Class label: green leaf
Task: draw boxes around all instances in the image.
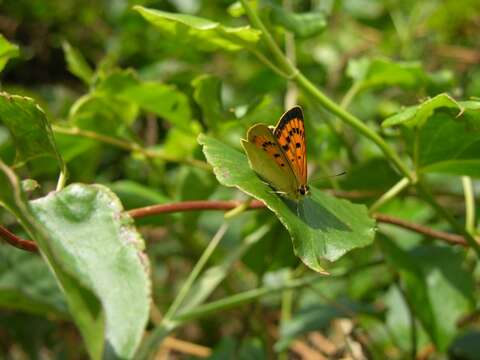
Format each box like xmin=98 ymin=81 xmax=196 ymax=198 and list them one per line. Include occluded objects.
xmin=270 ymin=7 xmax=327 ymax=38
xmin=95 ymin=69 xmax=193 ymax=131
xmin=382 ymin=95 xmax=480 ymax=177
xmin=380 ymin=238 xmax=474 ymax=351
xmin=0 ymin=161 xmax=151 ymax=359
xmin=62 ymin=41 xmax=94 ymax=85
xmin=347 ymin=58 xmax=426 ymax=91
xmin=198 ymin=134 xmax=376 ymax=273
xmin=382 ymin=93 xmax=460 ymax=128
xmin=30 ymin=184 xmax=151 ymax=359
xmin=0 ymin=245 xmax=68 ymax=317
xmin=0 ymin=92 xmax=66 ymax=172
xmin=134 ymin=5 xmax=261 ymax=52
xmin=0 ymin=160 xmax=104 ymax=359
xmin=0 ymin=34 xmax=19 ymax=72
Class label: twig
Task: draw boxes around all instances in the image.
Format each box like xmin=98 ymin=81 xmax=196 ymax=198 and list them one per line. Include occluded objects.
xmin=53 ymin=125 xmax=211 ymax=171
xmin=2 ymin=200 xmax=471 ymax=253
xmin=162 ymin=336 xmax=211 ymax=358
xmin=127 ymin=200 xmax=265 ymax=218
xmin=373 ymin=213 xmax=467 ymax=246
xmin=0 ymin=225 xmax=38 ymax=252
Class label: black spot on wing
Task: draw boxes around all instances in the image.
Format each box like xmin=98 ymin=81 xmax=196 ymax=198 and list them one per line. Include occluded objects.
xmin=274 ymin=106 xmax=304 ymax=136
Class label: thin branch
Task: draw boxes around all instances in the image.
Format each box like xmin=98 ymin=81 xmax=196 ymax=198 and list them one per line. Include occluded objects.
xmin=374 ymin=213 xmax=467 ymax=247
xmin=53 ymin=125 xmax=211 ymax=171
xmin=130 ymin=200 xmax=470 ymax=247
xmin=462 ymin=176 xmax=476 ymax=234
xmin=0 ymin=225 xmax=38 ymax=252
xmin=2 ymin=200 xmax=472 ymax=254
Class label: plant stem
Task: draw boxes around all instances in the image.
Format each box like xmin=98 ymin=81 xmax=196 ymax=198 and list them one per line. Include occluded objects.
xmin=416 ymin=180 xmax=480 ymax=256
xmin=239 ymin=0 xmax=414 ymax=181
xmin=53 ymin=125 xmax=212 ymax=171
xmin=163 ymin=223 xmax=229 ymax=320
xmin=294 ymin=72 xmax=414 ymax=181
xmin=462 ymin=176 xmax=476 ymax=234
xmin=172 ymin=274 xmax=323 ymax=323
xmin=55 ymin=168 xmax=68 ymax=192
xmin=369 ymin=177 xmax=410 ymax=214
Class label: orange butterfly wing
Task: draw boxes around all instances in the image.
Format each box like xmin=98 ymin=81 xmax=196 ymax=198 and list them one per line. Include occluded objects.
xmin=273 ymin=106 xmax=307 ymax=186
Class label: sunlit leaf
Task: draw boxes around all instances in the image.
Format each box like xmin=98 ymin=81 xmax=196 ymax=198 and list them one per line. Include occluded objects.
xmin=30 ymin=183 xmax=151 ymax=359
xmin=382 ymin=94 xmax=480 ymax=177
xmin=62 ymin=41 xmax=94 ymax=85
xmin=0 ymin=34 xmax=19 ymax=72
xmin=0 ymin=160 xmax=151 ymax=359
xmin=0 ymin=92 xmax=66 ymax=172
xmin=198 ymin=134 xmax=376 ymax=273
xmin=134 ymin=6 xmax=261 ymax=52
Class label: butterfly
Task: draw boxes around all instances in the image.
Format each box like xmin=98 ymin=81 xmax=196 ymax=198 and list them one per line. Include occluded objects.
xmin=241 ymin=106 xmax=309 ymax=201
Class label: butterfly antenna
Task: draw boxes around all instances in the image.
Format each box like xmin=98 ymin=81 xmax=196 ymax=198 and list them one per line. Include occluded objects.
xmin=309 ymin=171 xmax=347 ymax=183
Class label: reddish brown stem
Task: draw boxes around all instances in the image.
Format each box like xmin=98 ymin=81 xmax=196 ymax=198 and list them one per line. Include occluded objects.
xmin=127 ymin=200 xmax=265 ymax=218
xmin=1 ymin=200 xmax=470 ymax=253
xmin=373 ymin=213 xmax=467 ymax=247
xmin=0 ymin=225 xmax=38 ymax=252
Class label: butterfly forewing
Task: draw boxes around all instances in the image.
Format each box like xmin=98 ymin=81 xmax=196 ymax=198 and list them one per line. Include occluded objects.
xmin=242 ymin=124 xmax=299 ymax=197
xmin=274 ymin=106 xmax=307 ymax=186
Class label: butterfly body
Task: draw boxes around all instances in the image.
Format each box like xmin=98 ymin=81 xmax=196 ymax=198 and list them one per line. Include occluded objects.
xmin=241 ymin=106 xmax=308 ymax=201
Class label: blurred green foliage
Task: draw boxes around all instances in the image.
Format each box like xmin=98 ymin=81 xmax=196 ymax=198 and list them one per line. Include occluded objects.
xmin=0 ymin=0 xmax=480 ymax=359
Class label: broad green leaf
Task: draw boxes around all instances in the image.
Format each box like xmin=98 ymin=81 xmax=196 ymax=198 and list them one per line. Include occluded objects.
xmin=380 ymin=238 xmax=474 ymax=351
xmin=134 ymin=6 xmax=261 ymax=52
xmin=0 ymin=161 xmax=151 ymax=359
xmin=62 ymin=41 xmax=94 ymax=85
xmin=30 ymin=184 xmax=151 ymax=359
xmin=347 ymin=58 xmax=426 ymax=91
xmin=270 ymin=6 xmax=327 ymax=38
xmin=198 ymin=134 xmax=376 ymax=273
xmin=382 ymin=95 xmax=480 ymax=177
xmin=0 ymin=160 xmax=104 ymax=359
xmin=0 ymin=93 xmax=66 ymax=172
xmin=94 ymin=69 xmax=193 ymax=131
xmin=0 ymin=34 xmax=19 ymax=72
xmin=0 ymin=245 xmax=68 ymax=317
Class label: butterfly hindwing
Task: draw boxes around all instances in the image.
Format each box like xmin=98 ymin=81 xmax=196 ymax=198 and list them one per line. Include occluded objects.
xmin=274 ymin=106 xmax=307 ymax=186
xmin=241 ymin=124 xmax=299 ymax=197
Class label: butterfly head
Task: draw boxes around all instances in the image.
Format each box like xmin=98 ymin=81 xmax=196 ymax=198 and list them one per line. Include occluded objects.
xmin=298 ymin=184 xmax=309 ymax=196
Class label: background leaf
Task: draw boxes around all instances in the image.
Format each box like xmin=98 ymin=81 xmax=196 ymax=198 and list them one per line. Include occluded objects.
xmin=380 ymin=237 xmax=474 ymax=351
xmin=0 ymin=93 xmax=65 ymax=171
xmin=62 ymin=41 xmax=94 ymax=85
xmin=0 ymin=34 xmax=19 ymax=72
xmin=134 ymin=6 xmax=261 ymax=52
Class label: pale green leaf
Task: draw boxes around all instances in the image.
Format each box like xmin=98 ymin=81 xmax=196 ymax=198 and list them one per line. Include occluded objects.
xmin=134 ymin=6 xmax=261 ymax=52
xmin=62 ymin=41 xmax=94 ymax=85
xmin=0 ymin=92 xmax=66 ymax=172
xmin=0 ymin=34 xmax=19 ymax=72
